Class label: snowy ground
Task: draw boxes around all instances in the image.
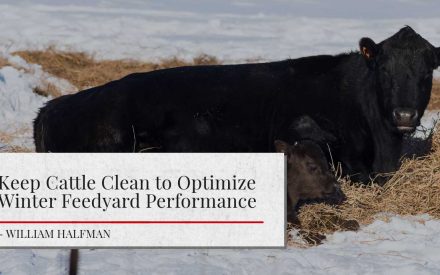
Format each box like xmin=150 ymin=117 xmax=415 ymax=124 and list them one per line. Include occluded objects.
xmin=1 ymin=215 xmax=440 ymax=274
xmin=0 ymin=0 xmax=440 ymax=66
xmin=1 ymin=0 xmax=440 ymax=274
xmin=0 ymin=52 xmax=74 ymax=148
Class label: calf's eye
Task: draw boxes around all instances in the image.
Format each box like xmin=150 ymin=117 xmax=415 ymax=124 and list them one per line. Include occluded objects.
xmin=307 ymin=164 xmax=318 ymax=173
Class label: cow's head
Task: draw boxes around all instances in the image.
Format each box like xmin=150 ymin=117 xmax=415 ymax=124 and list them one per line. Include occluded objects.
xmin=275 ymin=140 xmax=345 ymax=212
xmin=359 ymin=26 xmax=439 ymax=134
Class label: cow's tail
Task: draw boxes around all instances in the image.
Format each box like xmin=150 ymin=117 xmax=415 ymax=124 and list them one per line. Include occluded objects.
xmin=33 ymin=106 xmax=47 ymax=152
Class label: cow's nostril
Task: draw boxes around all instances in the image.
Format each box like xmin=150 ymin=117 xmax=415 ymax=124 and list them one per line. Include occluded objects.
xmin=410 ymin=110 xmax=418 ymax=122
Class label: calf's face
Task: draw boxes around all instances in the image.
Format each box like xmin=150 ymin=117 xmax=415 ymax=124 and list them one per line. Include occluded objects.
xmin=275 ymin=140 xmax=344 ymax=218
xmin=360 ymin=26 xmax=440 ymax=134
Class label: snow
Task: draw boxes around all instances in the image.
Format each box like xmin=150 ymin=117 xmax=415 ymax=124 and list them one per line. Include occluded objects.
xmin=0 ymin=0 xmax=440 ymax=273
xmin=0 ymin=0 xmax=439 ymax=68
xmin=0 ymin=52 xmax=74 ymax=148
xmin=416 ymin=111 xmax=440 ymax=137
xmin=0 ymin=250 xmax=68 ymax=275
xmin=0 ymin=65 xmax=46 ymax=148
xmin=1 ymin=215 xmax=440 ymax=274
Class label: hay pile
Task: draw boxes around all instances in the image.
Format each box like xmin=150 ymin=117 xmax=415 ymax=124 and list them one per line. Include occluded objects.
xmin=296 ymin=127 xmax=440 ymax=240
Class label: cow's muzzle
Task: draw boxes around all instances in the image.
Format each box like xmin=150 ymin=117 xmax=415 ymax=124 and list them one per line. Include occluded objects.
xmin=392 ymin=108 xmax=418 ymax=133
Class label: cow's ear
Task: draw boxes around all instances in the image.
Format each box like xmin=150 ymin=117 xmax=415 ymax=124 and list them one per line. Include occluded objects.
xmin=359 ymin=37 xmax=378 ymax=60
xmin=274 ymin=140 xmax=290 ymax=154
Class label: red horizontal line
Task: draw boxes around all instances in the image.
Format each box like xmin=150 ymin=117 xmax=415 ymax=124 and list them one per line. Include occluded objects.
xmin=0 ymin=220 xmax=264 ymax=224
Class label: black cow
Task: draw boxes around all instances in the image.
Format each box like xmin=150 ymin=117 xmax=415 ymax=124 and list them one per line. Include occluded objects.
xmin=34 ymin=26 xmax=440 ymax=183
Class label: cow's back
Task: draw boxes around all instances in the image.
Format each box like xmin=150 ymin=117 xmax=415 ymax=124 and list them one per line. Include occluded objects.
xmin=33 ymin=61 xmax=295 ymax=152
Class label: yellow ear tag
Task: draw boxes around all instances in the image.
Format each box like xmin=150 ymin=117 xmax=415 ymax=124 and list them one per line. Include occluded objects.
xmin=362 ymin=47 xmax=371 ymax=59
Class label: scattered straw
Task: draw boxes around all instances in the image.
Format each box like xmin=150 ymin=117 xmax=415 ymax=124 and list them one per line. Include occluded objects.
xmin=13 ymin=47 xmax=219 ymax=90
xmin=430 ymin=80 xmax=440 ymax=110
xmin=0 ymin=56 xmax=10 ymax=68
xmin=0 ymin=129 xmax=33 ymax=153
xmin=0 ymin=128 xmax=30 ymax=144
xmin=0 ymin=145 xmax=32 ymax=153
xmin=33 ymin=80 xmax=62 ymax=98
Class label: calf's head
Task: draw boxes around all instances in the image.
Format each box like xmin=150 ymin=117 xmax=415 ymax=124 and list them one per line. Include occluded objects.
xmin=359 ymin=26 xmax=440 ymax=134
xmin=275 ymin=140 xmax=344 ymax=219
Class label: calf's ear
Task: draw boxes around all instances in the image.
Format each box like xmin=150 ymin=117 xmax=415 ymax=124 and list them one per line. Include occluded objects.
xmin=359 ymin=37 xmax=378 ymax=61
xmin=274 ymin=140 xmax=290 ymax=154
